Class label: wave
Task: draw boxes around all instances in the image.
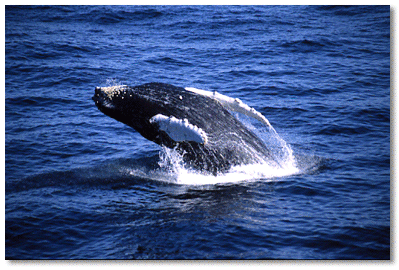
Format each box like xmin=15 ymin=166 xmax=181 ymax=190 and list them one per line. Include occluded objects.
xmin=6 ymin=6 xmax=164 ymax=25
xmin=280 ymin=38 xmax=339 ymax=53
xmin=315 ymin=5 xmax=388 ymax=17
xmin=5 ymin=155 xmax=160 ymax=193
xmin=84 ymin=6 xmax=164 ymax=25
xmin=144 ymin=56 xmax=194 ymax=67
xmin=315 ymin=124 xmax=372 ymax=136
xmin=5 ymin=96 xmax=80 ymax=107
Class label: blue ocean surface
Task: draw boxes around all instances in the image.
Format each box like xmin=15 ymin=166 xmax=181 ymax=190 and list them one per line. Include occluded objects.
xmin=5 ymin=5 xmax=390 ymax=259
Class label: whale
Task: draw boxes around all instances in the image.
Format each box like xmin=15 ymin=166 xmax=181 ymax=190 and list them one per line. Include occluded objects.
xmin=92 ymin=82 xmax=277 ymax=175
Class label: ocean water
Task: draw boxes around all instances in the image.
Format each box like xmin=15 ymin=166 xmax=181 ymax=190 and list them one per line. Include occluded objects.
xmin=5 ymin=5 xmax=390 ymax=259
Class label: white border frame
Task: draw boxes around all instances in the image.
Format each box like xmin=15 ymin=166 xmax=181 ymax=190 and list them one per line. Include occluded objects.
xmin=0 ymin=0 xmax=399 ymax=267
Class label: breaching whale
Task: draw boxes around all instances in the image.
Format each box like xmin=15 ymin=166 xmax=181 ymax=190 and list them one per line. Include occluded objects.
xmin=92 ymin=82 xmax=277 ymax=175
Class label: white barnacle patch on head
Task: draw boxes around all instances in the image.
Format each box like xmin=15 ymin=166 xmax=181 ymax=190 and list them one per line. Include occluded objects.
xmin=149 ymin=114 xmax=208 ymax=144
xmin=99 ymin=85 xmax=128 ymax=100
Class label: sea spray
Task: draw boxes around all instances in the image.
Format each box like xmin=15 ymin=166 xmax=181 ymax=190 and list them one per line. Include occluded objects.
xmin=155 ymin=113 xmax=300 ymax=185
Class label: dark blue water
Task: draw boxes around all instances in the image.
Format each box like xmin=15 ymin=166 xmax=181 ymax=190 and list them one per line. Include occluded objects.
xmin=5 ymin=5 xmax=390 ymax=259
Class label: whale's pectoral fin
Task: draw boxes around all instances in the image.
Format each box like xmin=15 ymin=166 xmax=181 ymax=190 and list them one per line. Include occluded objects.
xmin=185 ymin=87 xmax=271 ymax=128
xmin=149 ymin=114 xmax=208 ymax=144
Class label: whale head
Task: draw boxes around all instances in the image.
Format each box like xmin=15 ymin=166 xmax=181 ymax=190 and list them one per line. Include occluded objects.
xmin=93 ymin=85 xmax=141 ymax=124
xmin=92 ymin=83 xmax=208 ymax=146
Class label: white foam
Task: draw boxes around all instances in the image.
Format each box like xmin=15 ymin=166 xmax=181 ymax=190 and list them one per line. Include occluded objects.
xmin=175 ymin=163 xmax=298 ymax=186
xmin=142 ymin=143 xmax=300 ymax=186
xmin=150 ymin=114 xmax=208 ymax=144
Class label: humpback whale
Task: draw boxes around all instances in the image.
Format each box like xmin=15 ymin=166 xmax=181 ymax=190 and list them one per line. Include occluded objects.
xmin=92 ymin=82 xmax=277 ymax=175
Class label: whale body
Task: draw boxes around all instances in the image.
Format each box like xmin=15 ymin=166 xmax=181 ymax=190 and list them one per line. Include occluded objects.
xmin=92 ymin=82 xmax=276 ymax=175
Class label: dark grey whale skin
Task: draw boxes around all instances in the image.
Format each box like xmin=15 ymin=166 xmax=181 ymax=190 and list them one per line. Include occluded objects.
xmin=93 ymin=82 xmax=273 ymax=175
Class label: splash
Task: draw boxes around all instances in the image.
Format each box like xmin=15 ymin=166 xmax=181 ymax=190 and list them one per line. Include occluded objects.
xmin=149 ymin=114 xmax=301 ymax=185
xmin=105 ymin=78 xmax=124 ymax=87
